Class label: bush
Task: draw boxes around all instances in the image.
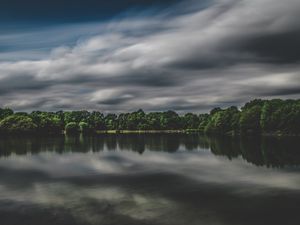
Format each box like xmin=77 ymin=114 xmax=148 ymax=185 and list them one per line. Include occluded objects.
xmin=0 ymin=115 xmax=37 ymax=134
xmin=65 ymin=122 xmax=79 ymax=134
xmin=79 ymin=121 xmax=91 ymax=134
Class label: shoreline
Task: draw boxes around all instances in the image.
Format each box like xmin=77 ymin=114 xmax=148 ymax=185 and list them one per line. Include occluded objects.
xmin=95 ymin=130 xmax=193 ymax=134
xmin=1 ymin=130 xmax=299 ymax=137
xmin=94 ymin=130 xmax=300 ymax=137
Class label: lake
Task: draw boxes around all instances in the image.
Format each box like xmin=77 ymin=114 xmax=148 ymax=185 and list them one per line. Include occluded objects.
xmin=0 ymin=134 xmax=299 ymax=225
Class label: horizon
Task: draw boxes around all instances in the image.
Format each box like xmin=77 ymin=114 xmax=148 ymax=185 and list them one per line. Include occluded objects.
xmin=1 ymin=98 xmax=298 ymax=116
xmin=0 ymin=0 xmax=300 ymax=113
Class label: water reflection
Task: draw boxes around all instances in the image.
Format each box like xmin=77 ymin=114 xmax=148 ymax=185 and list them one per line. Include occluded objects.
xmin=0 ymin=135 xmax=299 ymax=225
xmin=0 ymin=134 xmax=299 ymax=168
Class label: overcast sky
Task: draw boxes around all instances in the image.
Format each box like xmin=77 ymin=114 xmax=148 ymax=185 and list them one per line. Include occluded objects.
xmin=0 ymin=0 xmax=299 ymax=113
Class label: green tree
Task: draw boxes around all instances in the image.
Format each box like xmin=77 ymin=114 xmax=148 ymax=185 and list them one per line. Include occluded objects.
xmin=198 ymin=114 xmax=210 ymax=132
xmin=160 ymin=111 xmax=182 ymax=130
xmin=240 ymin=105 xmax=262 ymax=134
xmin=64 ymin=111 xmax=91 ymax=124
xmin=79 ymin=121 xmax=91 ymax=134
xmin=205 ymin=107 xmax=240 ymax=135
xmin=87 ymin=111 xmax=105 ymax=130
xmin=182 ymin=113 xmax=200 ymax=129
xmin=30 ymin=111 xmax=64 ymax=134
xmin=104 ymin=114 xmax=118 ymax=130
xmin=0 ymin=108 xmax=14 ymax=120
xmin=0 ymin=115 xmax=37 ymax=134
xmin=145 ymin=112 xmax=163 ymax=130
xmin=65 ymin=122 xmax=80 ymax=134
xmin=261 ymin=99 xmax=300 ymax=135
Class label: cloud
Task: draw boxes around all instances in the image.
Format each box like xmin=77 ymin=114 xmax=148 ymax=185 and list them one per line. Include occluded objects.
xmin=0 ymin=0 xmax=299 ymax=112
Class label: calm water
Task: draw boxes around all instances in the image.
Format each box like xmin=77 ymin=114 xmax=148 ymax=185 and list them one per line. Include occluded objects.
xmin=0 ymin=134 xmax=300 ymax=225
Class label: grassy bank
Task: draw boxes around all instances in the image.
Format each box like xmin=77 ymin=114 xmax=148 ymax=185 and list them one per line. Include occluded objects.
xmin=95 ymin=129 xmax=199 ymax=134
xmin=94 ymin=130 xmax=300 ymax=137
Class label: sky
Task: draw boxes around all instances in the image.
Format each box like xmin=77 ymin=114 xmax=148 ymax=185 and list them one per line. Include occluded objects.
xmin=0 ymin=0 xmax=300 ymax=113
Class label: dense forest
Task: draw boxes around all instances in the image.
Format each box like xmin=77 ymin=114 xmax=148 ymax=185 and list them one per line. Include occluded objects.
xmin=0 ymin=99 xmax=299 ymax=136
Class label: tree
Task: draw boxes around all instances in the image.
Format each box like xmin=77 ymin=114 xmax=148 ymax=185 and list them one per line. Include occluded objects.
xmin=160 ymin=111 xmax=182 ymax=130
xmin=145 ymin=112 xmax=163 ymax=130
xmin=210 ymin=107 xmax=222 ymax=115
xmin=0 ymin=108 xmax=14 ymax=120
xmin=64 ymin=111 xmax=91 ymax=124
xmin=205 ymin=107 xmax=240 ymax=135
xmin=104 ymin=114 xmax=118 ymax=130
xmin=241 ymin=99 xmax=266 ymax=111
xmin=30 ymin=111 xmax=63 ymax=134
xmin=240 ymin=105 xmax=262 ymax=134
xmin=182 ymin=113 xmax=200 ymax=129
xmin=198 ymin=114 xmax=209 ymax=132
xmin=65 ymin=122 xmax=80 ymax=134
xmin=0 ymin=115 xmax=37 ymax=134
xmin=79 ymin=121 xmax=91 ymax=134
xmin=260 ymin=99 xmax=300 ymax=135
xmin=0 ymin=98 xmax=300 ymax=136
xmin=124 ymin=109 xmax=147 ymax=130
xmin=87 ymin=111 xmax=105 ymax=130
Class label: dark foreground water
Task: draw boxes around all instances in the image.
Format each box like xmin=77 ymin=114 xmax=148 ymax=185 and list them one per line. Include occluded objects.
xmin=0 ymin=134 xmax=300 ymax=225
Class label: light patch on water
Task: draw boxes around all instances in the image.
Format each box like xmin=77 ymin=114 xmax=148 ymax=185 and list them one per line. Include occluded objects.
xmin=117 ymin=194 xmax=176 ymax=221
xmin=0 ymin=181 xmax=180 ymax=225
xmin=0 ymin=150 xmax=300 ymax=192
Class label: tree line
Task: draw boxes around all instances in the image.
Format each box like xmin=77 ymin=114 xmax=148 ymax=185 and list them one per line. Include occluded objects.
xmin=0 ymin=99 xmax=299 ymax=135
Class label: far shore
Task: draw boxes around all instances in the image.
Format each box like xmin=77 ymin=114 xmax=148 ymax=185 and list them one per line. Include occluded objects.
xmin=92 ymin=130 xmax=299 ymax=137
xmin=95 ymin=130 xmax=193 ymax=134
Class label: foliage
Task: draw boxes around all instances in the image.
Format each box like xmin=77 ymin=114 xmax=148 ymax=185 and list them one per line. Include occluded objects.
xmin=64 ymin=111 xmax=91 ymax=124
xmin=104 ymin=114 xmax=118 ymax=130
xmin=30 ymin=111 xmax=64 ymax=134
xmin=182 ymin=113 xmax=200 ymax=129
xmin=240 ymin=105 xmax=262 ymax=134
xmin=260 ymin=99 xmax=300 ymax=135
xmin=65 ymin=122 xmax=80 ymax=134
xmin=79 ymin=121 xmax=91 ymax=134
xmin=87 ymin=111 xmax=105 ymax=130
xmin=0 ymin=115 xmax=37 ymax=134
xmin=0 ymin=108 xmax=14 ymax=120
xmin=205 ymin=106 xmax=240 ymax=135
xmin=0 ymin=99 xmax=299 ymax=135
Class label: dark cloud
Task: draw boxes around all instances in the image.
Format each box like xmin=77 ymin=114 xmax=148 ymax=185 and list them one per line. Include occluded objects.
xmin=97 ymin=96 xmax=134 ymax=105
xmin=111 ymin=72 xmax=180 ymax=87
xmin=235 ymin=29 xmax=300 ymax=64
xmin=0 ymin=75 xmax=52 ymax=95
xmin=0 ymin=0 xmax=300 ymax=112
xmin=261 ymin=87 xmax=300 ymax=97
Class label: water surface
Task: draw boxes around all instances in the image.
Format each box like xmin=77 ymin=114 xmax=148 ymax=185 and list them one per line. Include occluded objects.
xmin=0 ymin=134 xmax=299 ymax=225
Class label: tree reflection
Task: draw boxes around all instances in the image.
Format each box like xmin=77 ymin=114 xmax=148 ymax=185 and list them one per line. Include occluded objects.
xmin=0 ymin=134 xmax=299 ymax=167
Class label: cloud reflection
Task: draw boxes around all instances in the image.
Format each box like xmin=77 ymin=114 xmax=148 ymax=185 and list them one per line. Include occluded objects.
xmin=0 ymin=135 xmax=300 ymax=225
